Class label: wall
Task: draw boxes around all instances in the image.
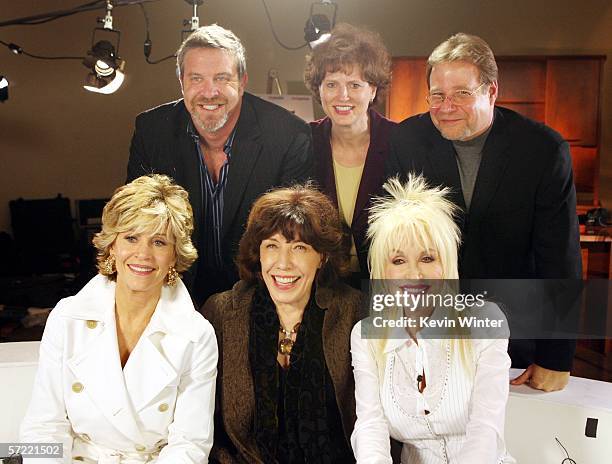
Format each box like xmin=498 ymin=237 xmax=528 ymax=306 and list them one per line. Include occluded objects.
xmin=1 ymin=0 xmax=611 ymax=234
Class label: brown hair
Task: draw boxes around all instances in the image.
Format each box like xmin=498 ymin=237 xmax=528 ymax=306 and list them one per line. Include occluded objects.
xmin=93 ymin=174 xmax=197 ymax=280
xmin=426 ymin=32 xmax=498 ymax=88
xmin=237 ymin=184 xmax=349 ymax=285
xmin=304 ymin=23 xmax=391 ymax=104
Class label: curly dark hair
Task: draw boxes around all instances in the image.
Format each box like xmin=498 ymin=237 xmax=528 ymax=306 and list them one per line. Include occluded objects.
xmin=237 ymin=183 xmax=350 ymax=286
xmin=304 ymin=23 xmax=391 ymax=105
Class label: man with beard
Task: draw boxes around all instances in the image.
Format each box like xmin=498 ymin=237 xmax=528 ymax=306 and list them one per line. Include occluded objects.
xmin=128 ymin=24 xmax=313 ymax=306
xmin=386 ymin=33 xmax=582 ymax=392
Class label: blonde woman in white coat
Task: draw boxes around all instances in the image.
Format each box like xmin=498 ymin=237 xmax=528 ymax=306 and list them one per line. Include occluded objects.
xmin=20 ymin=175 xmax=218 ymax=464
xmin=350 ymin=175 xmax=514 ymax=464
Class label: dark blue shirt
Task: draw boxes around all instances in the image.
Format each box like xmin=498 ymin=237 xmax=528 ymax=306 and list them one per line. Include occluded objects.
xmin=188 ymin=121 xmax=236 ymax=269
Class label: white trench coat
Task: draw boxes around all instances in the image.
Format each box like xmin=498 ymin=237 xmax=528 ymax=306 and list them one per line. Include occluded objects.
xmin=20 ymin=274 xmax=218 ymax=464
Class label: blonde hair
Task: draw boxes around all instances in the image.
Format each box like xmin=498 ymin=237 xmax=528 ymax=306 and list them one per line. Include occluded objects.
xmin=367 ymin=175 xmax=460 ymax=280
xmin=93 ymin=175 xmax=198 ymax=280
xmin=366 ymin=174 xmax=473 ymax=379
xmin=426 ymin=32 xmax=498 ymax=88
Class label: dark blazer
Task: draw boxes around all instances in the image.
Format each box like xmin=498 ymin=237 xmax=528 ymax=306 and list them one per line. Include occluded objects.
xmin=311 ymin=109 xmax=396 ymax=278
xmin=386 ymin=106 xmax=582 ymax=370
xmin=127 ymin=93 xmax=314 ymax=306
xmin=201 ymin=280 xmax=365 ymax=464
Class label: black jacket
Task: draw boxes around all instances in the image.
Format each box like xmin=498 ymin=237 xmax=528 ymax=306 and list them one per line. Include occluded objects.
xmin=386 ymin=106 xmax=582 ymax=371
xmin=128 ymin=93 xmax=314 ymax=306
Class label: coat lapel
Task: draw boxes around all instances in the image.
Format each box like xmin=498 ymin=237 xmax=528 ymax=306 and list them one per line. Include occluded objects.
xmin=124 ymin=280 xmax=201 ymax=412
xmin=427 ymin=129 xmax=467 ymax=212
xmin=222 ymin=96 xmax=263 ymax=239
xmin=65 ymin=276 xmax=145 ymax=444
xmin=174 ymin=102 xmax=203 ymax=250
xmin=123 ymin=333 xmax=180 ymax=413
xmin=351 ymin=109 xmax=390 ymax=230
xmin=468 ymin=108 xmax=512 ymax=224
xmin=315 ymin=285 xmax=358 ymax=442
xmin=222 ymin=285 xmax=258 ymax=460
xmin=312 ymin=118 xmax=338 ymax=204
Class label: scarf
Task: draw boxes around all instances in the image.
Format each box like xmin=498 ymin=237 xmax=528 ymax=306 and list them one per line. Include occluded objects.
xmin=249 ymin=284 xmax=332 ymax=463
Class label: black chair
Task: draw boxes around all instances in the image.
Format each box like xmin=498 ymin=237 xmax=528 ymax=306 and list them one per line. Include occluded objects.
xmin=0 ymin=455 xmax=23 ymax=463
xmin=75 ymin=198 xmax=109 ymax=281
xmin=9 ymin=195 xmax=75 ymax=274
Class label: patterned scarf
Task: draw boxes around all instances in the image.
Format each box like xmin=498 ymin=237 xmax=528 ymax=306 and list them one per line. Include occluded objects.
xmin=249 ymin=284 xmax=332 ymax=463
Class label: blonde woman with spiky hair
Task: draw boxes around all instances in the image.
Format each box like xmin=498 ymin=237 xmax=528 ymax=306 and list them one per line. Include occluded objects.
xmin=350 ymin=175 xmax=514 ymax=464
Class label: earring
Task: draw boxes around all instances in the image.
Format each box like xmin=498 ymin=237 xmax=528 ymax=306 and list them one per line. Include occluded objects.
xmin=101 ymin=255 xmax=116 ymax=275
xmin=166 ymin=266 xmax=179 ymax=286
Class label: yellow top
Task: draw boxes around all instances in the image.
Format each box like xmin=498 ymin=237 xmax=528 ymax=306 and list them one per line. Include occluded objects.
xmin=333 ymin=158 xmax=365 ymax=272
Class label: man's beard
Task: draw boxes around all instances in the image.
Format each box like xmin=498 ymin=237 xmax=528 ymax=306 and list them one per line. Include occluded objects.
xmin=438 ymin=124 xmax=472 ymax=141
xmin=189 ymin=98 xmax=229 ymax=133
xmin=194 ymin=111 xmax=229 ymax=133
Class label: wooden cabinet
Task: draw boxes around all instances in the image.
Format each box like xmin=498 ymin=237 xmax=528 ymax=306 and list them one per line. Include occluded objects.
xmin=545 ymin=58 xmax=602 ymax=147
xmin=579 ymin=232 xmax=612 ymax=354
xmin=387 ymin=56 xmax=605 ymax=205
xmin=497 ymin=59 xmax=546 ymax=123
xmin=387 ymin=58 xmax=428 ymax=122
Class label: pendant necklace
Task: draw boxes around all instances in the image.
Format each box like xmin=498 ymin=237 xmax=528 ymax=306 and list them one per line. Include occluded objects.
xmin=278 ymin=322 xmax=301 ymax=355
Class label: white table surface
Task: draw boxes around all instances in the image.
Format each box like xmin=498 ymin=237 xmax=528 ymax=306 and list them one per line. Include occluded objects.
xmin=0 ymin=341 xmax=40 ymax=366
xmin=509 ymin=367 xmax=612 ymax=412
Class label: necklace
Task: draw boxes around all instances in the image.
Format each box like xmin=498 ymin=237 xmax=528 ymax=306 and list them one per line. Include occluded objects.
xmin=278 ymin=322 xmax=301 ymax=355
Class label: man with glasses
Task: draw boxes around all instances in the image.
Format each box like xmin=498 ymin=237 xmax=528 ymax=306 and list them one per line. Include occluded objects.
xmin=127 ymin=24 xmax=313 ymax=306
xmin=386 ymin=33 xmax=581 ymax=392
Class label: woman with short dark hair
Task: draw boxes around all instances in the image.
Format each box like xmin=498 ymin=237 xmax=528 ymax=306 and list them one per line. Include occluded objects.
xmin=202 ymin=184 xmax=363 ymax=463
xmin=304 ymin=23 xmax=396 ymax=283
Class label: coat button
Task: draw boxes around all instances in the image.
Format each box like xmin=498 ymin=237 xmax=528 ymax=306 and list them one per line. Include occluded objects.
xmin=135 ymin=444 xmax=146 ymax=452
xmin=73 ymin=457 xmax=84 ymax=461
xmin=86 ymin=320 xmax=98 ymax=329
xmin=158 ymin=403 xmax=169 ymax=412
xmin=72 ymin=382 xmax=84 ymax=393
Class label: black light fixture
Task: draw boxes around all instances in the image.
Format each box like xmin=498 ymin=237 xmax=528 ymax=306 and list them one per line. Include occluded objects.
xmin=83 ymin=39 xmax=125 ymax=93
xmin=304 ymin=1 xmax=337 ymax=48
xmin=83 ymin=1 xmax=125 ymax=94
xmin=0 ymin=76 xmax=8 ymax=102
xmin=8 ymin=43 xmax=22 ymax=55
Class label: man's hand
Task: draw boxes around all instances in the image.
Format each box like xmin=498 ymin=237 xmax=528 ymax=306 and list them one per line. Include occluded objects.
xmin=510 ymin=364 xmax=570 ymax=392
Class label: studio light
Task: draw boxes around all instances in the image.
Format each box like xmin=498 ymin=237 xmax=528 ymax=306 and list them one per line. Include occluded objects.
xmin=304 ymin=14 xmax=331 ymax=48
xmin=8 ymin=43 xmax=22 ymax=55
xmin=304 ymin=1 xmax=337 ymax=48
xmin=83 ymin=40 xmax=125 ymax=94
xmin=0 ymin=76 xmax=8 ymax=102
xmin=82 ymin=0 xmax=125 ymax=94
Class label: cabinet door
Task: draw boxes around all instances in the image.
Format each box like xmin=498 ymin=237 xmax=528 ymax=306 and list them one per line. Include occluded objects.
xmin=545 ymin=58 xmax=602 ymax=146
xmin=571 ymin=146 xmax=598 ymax=204
xmin=388 ymin=58 xmax=428 ymax=122
xmin=497 ymin=59 xmax=546 ymax=122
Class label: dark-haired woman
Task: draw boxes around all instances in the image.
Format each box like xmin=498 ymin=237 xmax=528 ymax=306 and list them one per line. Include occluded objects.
xmin=202 ymin=184 xmax=364 ymax=463
xmin=304 ymin=23 xmax=396 ymax=282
